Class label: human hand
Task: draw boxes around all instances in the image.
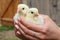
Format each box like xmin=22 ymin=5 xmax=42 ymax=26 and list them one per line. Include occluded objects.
xmin=14 ymin=15 xmax=60 ymax=40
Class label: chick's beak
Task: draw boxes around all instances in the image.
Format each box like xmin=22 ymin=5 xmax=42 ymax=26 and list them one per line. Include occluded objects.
xmin=34 ymin=13 xmax=39 ymax=17
xmin=23 ymin=14 xmax=26 ymax=17
xmin=17 ymin=9 xmax=21 ymax=13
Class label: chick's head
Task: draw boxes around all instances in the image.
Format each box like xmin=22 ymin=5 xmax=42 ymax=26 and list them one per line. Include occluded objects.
xmin=27 ymin=8 xmax=39 ymax=18
xmin=17 ymin=4 xmax=29 ymax=14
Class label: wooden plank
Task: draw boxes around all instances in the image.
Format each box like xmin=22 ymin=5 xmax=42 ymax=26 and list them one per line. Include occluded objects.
xmin=0 ymin=0 xmax=2 ymax=15
xmin=49 ymin=0 xmax=58 ymax=23
xmin=0 ymin=0 xmax=1 ymax=25
xmin=22 ymin=0 xmax=28 ymax=4
xmin=1 ymin=0 xmax=14 ymax=25
xmin=0 ymin=0 xmax=12 ymax=17
xmin=43 ymin=0 xmax=50 ymax=16
xmin=56 ymin=0 xmax=60 ymax=24
xmin=3 ymin=1 xmax=14 ymax=18
xmin=0 ymin=0 xmax=11 ymax=25
xmin=1 ymin=0 xmax=21 ymax=26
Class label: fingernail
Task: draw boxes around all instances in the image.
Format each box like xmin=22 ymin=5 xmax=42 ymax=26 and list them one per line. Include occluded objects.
xmin=18 ymin=17 xmax=21 ymax=21
xmin=20 ymin=16 xmax=23 ymax=19
xmin=15 ymin=25 xmax=19 ymax=29
xmin=15 ymin=20 xmax=18 ymax=24
xmin=17 ymin=31 xmax=20 ymax=34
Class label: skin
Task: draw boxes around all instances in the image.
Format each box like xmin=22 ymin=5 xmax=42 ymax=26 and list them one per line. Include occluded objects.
xmin=14 ymin=15 xmax=60 ymax=40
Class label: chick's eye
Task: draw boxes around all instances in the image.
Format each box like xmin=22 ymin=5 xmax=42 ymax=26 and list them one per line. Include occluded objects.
xmin=22 ymin=8 xmax=25 ymax=10
xmin=31 ymin=11 xmax=34 ymax=14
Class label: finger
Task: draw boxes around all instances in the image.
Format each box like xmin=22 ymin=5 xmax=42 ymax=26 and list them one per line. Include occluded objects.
xmin=18 ymin=17 xmax=47 ymax=34
xmin=17 ymin=31 xmax=21 ymax=34
xmin=15 ymin=31 xmax=21 ymax=38
xmin=14 ymin=23 xmax=20 ymax=34
xmin=14 ymin=25 xmax=19 ymax=34
xmin=14 ymin=25 xmax=22 ymax=38
xmin=14 ymin=22 xmax=22 ymax=37
xmin=15 ymin=29 xmax=23 ymax=39
xmin=14 ymin=20 xmax=19 ymax=25
xmin=18 ymin=22 xmax=46 ymax=40
xmin=16 ymin=31 xmax=29 ymax=40
xmin=15 ymin=25 xmax=39 ymax=40
xmin=14 ymin=25 xmax=30 ymax=40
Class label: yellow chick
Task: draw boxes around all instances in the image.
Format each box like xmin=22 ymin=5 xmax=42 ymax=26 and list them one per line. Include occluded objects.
xmin=14 ymin=4 xmax=29 ymax=20
xmin=25 ymin=8 xmax=44 ymax=24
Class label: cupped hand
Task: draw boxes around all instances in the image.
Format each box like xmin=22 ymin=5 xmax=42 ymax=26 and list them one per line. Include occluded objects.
xmin=14 ymin=15 xmax=60 ymax=40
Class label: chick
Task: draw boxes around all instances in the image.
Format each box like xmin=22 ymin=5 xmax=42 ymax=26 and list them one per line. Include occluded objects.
xmin=14 ymin=4 xmax=29 ymax=20
xmin=25 ymin=8 xmax=44 ymax=24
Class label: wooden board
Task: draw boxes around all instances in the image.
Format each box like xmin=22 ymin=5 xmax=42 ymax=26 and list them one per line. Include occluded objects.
xmin=0 ymin=0 xmax=21 ymax=26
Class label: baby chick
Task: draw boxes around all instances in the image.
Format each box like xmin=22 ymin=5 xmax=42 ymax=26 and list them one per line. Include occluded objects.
xmin=25 ymin=8 xmax=44 ymax=24
xmin=14 ymin=4 xmax=29 ymax=20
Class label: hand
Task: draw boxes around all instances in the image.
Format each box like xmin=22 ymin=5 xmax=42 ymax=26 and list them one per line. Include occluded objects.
xmin=14 ymin=15 xmax=60 ymax=40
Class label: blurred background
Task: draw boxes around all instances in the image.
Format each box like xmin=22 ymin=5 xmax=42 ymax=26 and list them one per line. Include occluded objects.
xmin=0 ymin=0 xmax=60 ymax=40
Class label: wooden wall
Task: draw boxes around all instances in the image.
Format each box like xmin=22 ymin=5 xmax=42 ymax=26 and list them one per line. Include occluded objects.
xmin=0 ymin=0 xmax=21 ymax=26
